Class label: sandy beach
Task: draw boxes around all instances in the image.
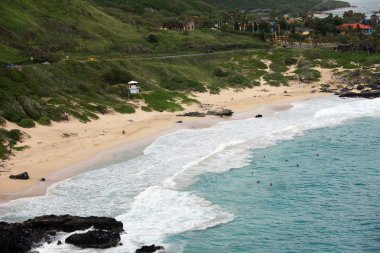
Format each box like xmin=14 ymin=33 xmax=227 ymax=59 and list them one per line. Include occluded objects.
xmin=0 ymin=69 xmax=333 ymax=203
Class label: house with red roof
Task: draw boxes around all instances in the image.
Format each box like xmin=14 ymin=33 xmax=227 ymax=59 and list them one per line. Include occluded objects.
xmin=336 ymin=23 xmax=374 ymax=35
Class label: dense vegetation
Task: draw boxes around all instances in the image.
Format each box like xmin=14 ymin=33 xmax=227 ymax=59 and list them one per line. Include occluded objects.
xmin=1 ymin=47 xmax=379 ymax=127
xmin=0 ymin=128 xmax=25 ymax=162
xmin=0 ymin=0 xmax=379 ymax=133
xmin=206 ymin=0 xmax=350 ymax=13
xmin=0 ymin=0 xmax=352 ymax=64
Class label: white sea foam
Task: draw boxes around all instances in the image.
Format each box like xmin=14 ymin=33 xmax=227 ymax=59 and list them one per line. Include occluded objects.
xmin=117 ymin=186 xmax=234 ymax=252
xmin=1 ymin=97 xmax=380 ymax=252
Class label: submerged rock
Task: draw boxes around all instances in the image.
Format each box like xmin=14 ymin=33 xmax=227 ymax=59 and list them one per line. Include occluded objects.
xmin=0 ymin=215 xmax=123 ymax=253
xmin=65 ymin=230 xmax=120 ymax=249
xmin=9 ymin=172 xmax=29 ymax=180
xmin=136 ymin=244 xmax=165 ymax=253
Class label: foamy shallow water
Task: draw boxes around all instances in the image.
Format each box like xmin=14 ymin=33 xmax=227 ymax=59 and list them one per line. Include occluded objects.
xmin=1 ymin=96 xmax=380 ymax=252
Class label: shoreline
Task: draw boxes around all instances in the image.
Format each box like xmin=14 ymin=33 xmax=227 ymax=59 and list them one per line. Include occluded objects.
xmin=0 ymin=79 xmax=332 ymax=203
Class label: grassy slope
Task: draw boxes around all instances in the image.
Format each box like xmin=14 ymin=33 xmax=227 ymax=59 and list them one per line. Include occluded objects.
xmin=91 ymin=0 xmax=216 ymax=14
xmin=0 ymin=0 xmax=376 ymax=130
xmin=2 ymin=47 xmax=380 ymax=124
xmin=0 ymin=0 xmax=143 ymax=62
xmin=0 ymin=0 xmax=268 ymax=64
xmin=206 ymin=0 xmax=350 ymax=12
xmin=0 ymin=0 xmax=271 ymax=129
xmin=0 ymin=0 xmax=224 ymax=63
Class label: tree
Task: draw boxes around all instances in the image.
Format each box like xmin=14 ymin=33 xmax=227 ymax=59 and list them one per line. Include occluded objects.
xmin=343 ymin=11 xmax=365 ymax=23
xmin=258 ymin=22 xmax=270 ymax=33
xmin=147 ymin=34 xmax=158 ymax=43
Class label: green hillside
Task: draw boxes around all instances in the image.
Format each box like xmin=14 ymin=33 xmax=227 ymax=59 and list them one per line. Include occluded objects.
xmin=0 ymin=0 xmax=348 ymax=63
xmin=206 ymin=0 xmax=350 ymax=13
xmin=0 ymin=0 xmax=357 ymax=130
xmin=0 ymin=0 xmax=268 ymax=128
xmin=0 ymin=0 xmax=227 ymax=63
xmin=92 ymin=0 xmax=216 ymax=15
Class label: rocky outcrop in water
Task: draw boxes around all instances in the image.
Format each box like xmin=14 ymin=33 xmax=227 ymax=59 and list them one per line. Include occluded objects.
xmin=0 ymin=215 xmax=123 ymax=253
xmin=331 ymin=70 xmax=380 ymax=99
xmin=9 ymin=172 xmax=29 ymax=180
xmin=338 ymin=91 xmax=380 ymax=99
xmin=136 ymin=244 xmax=165 ymax=253
xmin=65 ymin=230 xmax=121 ymax=248
xmin=0 ymin=221 xmax=32 ymax=253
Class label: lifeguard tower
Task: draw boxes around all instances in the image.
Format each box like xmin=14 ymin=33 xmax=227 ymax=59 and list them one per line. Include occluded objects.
xmin=128 ymin=81 xmax=140 ymax=94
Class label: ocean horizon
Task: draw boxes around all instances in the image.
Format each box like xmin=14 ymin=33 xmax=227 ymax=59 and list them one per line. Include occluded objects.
xmin=1 ymin=96 xmax=379 ymax=252
xmin=325 ymin=0 xmax=380 ymax=17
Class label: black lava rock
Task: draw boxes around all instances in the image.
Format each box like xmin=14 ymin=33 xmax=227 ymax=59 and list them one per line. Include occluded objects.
xmin=0 ymin=215 xmax=123 ymax=253
xmin=339 ymin=91 xmax=380 ymax=99
xmin=65 ymin=230 xmax=120 ymax=249
xmin=136 ymin=244 xmax=165 ymax=253
xmin=177 ymin=112 xmax=206 ymax=117
xmin=207 ymin=109 xmax=234 ymax=117
xmin=9 ymin=172 xmax=29 ymax=180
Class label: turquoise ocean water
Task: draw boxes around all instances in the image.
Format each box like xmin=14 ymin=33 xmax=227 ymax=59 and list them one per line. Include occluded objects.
xmin=0 ymin=97 xmax=379 ymax=252
xmin=168 ymin=117 xmax=380 ymax=253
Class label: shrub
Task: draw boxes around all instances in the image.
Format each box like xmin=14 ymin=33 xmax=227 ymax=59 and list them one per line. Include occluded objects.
xmin=263 ymin=73 xmax=289 ymax=86
xmin=284 ymin=57 xmax=298 ymax=66
xmin=208 ymin=84 xmax=221 ymax=94
xmin=269 ymin=62 xmax=288 ymax=73
xmin=104 ymin=68 xmax=134 ymax=84
xmin=85 ymin=111 xmax=99 ymax=120
xmin=0 ymin=128 xmax=8 ymax=142
xmin=18 ymin=96 xmax=42 ymax=120
xmin=214 ymin=68 xmax=229 ymax=77
xmin=0 ymin=142 xmax=9 ymax=160
xmin=320 ymin=59 xmax=339 ymax=69
xmin=7 ymin=129 xmax=22 ymax=141
xmin=249 ymin=70 xmax=267 ymax=81
xmin=141 ymin=106 xmax=152 ymax=112
xmin=160 ymin=77 xmax=207 ymax=92
xmin=95 ymin=105 xmax=109 ymax=114
xmin=249 ymin=59 xmax=267 ymax=69
xmin=38 ymin=116 xmax=52 ymax=126
xmin=295 ymin=68 xmax=321 ymax=83
xmin=17 ymin=118 xmax=36 ymax=128
xmin=2 ymin=101 xmax=27 ymax=122
xmin=251 ymin=80 xmax=261 ymax=86
xmin=46 ymin=106 xmax=69 ymax=122
xmin=147 ymin=34 xmax=158 ymax=43
xmin=113 ymin=105 xmax=136 ymax=114
xmin=143 ymin=90 xmax=195 ymax=112
xmin=68 ymin=110 xmax=91 ymax=123
xmin=228 ymin=74 xmax=250 ymax=87
xmin=0 ymin=117 xmax=5 ymax=126
xmin=13 ymin=145 xmax=30 ymax=151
